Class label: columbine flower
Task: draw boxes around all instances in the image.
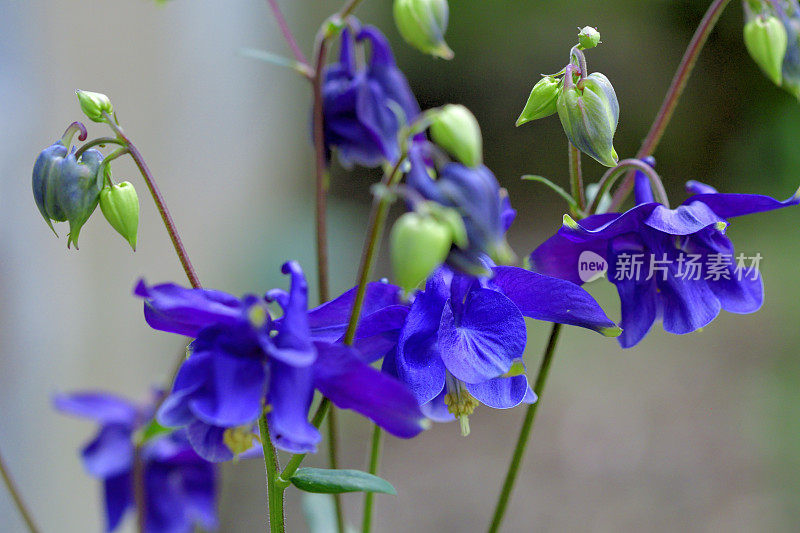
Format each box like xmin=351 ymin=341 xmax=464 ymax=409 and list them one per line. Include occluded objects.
xmin=405 ymin=143 xmax=515 ymax=274
xmin=137 ymin=261 xmax=426 ymax=460
xmin=530 ymin=173 xmax=800 ymax=348
xmin=322 ymin=21 xmax=421 ymax=168
xmin=383 ymin=261 xmax=620 ymax=434
xmin=54 ymin=391 xmax=217 ymax=533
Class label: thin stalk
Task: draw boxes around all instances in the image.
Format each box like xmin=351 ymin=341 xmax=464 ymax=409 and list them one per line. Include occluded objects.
xmin=101 ymin=112 xmax=201 ymax=289
xmin=0 ymin=447 xmax=41 ymax=533
xmin=588 ymin=159 xmax=670 ymax=215
xmin=259 ymin=413 xmax=286 ymax=533
xmin=339 ymin=0 xmax=367 ymax=19
xmin=311 ymin=39 xmax=331 ymax=304
xmin=74 ymin=137 xmax=125 ymax=158
xmin=265 ymin=0 xmax=310 ymax=68
xmin=133 ymin=447 xmax=146 ymax=533
xmin=610 ymin=0 xmax=733 ymax=210
xmin=326 ymin=408 xmax=346 ymax=533
xmin=568 ymin=142 xmax=586 ymax=212
xmin=361 ymin=426 xmax=383 ymax=533
xmin=487 ymin=323 xmax=563 ymax=533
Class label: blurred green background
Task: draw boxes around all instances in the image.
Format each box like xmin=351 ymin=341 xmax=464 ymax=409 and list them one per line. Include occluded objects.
xmin=2 ymin=0 xmax=800 ymax=531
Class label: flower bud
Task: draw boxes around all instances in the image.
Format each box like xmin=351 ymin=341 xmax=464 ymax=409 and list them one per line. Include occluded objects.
xmin=557 ymin=71 xmax=619 ymax=167
xmin=32 ymin=141 xmax=104 ymax=247
xmin=57 ymin=149 xmax=105 ymax=249
xmin=516 ymin=76 xmax=561 ymax=126
xmin=744 ymin=15 xmax=788 ymax=86
xmin=429 ymin=104 xmax=483 ymax=167
xmin=578 ymin=26 xmax=601 ymax=49
xmin=76 ymin=90 xmax=113 ymax=122
xmin=391 ymin=212 xmax=453 ymax=294
xmin=393 ymin=0 xmax=453 ymax=59
xmin=100 ymin=181 xmax=140 ymax=251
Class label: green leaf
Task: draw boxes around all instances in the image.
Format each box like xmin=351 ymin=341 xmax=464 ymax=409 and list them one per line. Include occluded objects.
xmin=522 ymin=175 xmax=580 ymax=213
xmin=289 ymin=468 xmax=397 ymax=495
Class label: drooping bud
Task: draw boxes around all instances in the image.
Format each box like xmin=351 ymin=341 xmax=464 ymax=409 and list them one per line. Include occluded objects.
xmin=578 ymin=26 xmax=601 ymax=49
xmin=390 ymin=211 xmax=453 ymax=294
xmin=516 ymin=76 xmax=561 ymax=126
xmin=32 ymin=137 xmax=105 ymax=248
xmin=76 ymin=90 xmax=113 ymax=122
xmin=744 ymin=15 xmax=788 ymax=86
xmin=557 ymin=69 xmax=619 ymax=167
xmin=58 ymin=149 xmax=105 ymax=249
xmin=99 ymin=181 xmax=140 ymax=251
xmin=393 ymin=0 xmax=454 ymax=59
xmin=429 ymin=104 xmax=483 ymax=167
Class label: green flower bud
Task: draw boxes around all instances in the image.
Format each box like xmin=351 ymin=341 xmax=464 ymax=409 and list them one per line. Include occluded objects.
xmin=393 ymin=0 xmax=453 ymax=59
xmin=744 ymin=15 xmax=788 ymax=86
xmin=557 ymin=70 xmax=619 ymax=167
xmin=390 ymin=212 xmax=453 ymax=294
xmin=516 ymin=76 xmax=561 ymax=126
xmin=578 ymin=26 xmax=601 ymax=49
xmin=76 ymin=90 xmax=113 ymax=122
xmin=100 ymin=181 xmax=140 ymax=251
xmin=429 ymin=104 xmax=483 ymax=167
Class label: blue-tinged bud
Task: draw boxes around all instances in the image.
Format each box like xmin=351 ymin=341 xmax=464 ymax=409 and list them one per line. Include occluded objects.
xmin=744 ymin=15 xmax=788 ymax=85
xmin=429 ymin=104 xmax=483 ymax=167
xmin=76 ymin=90 xmax=113 ymax=123
xmin=32 ymin=141 xmax=70 ymax=234
xmin=578 ymin=26 xmax=601 ymax=49
xmin=557 ymin=69 xmax=619 ymax=167
xmin=58 ymin=149 xmax=105 ymax=249
xmin=393 ymin=0 xmax=453 ymax=59
xmin=516 ymin=76 xmax=561 ymax=126
xmin=391 ymin=211 xmax=453 ymax=294
xmin=99 ymin=181 xmax=140 ymax=251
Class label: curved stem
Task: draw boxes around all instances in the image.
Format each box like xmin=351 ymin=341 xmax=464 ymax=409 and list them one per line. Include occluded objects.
xmin=588 ymin=159 xmax=669 ymax=215
xmin=361 ymin=426 xmax=383 ymax=533
xmin=339 ymin=0 xmax=367 ymax=19
xmin=101 ymin=112 xmax=201 ymax=289
xmin=259 ymin=413 xmax=285 ymax=533
xmin=487 ymin=323 xmax=562 ymax=533
xmin=74 ymin=137 xmax=125 ymax=159
xmin=265 ymin=0 xmax=310 ymax=69
xmin=568 ymin=142 xmax=586 ymax=213
xmin=569 ymin=46 xmax=588 ymax=80
xmin=610 ymin=0 xmax=733 ymax=210
xmin=0 ymin=446 xmax=41 ymax=533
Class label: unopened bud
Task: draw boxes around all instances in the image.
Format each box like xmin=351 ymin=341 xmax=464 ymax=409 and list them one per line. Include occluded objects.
xmin=391 ymin=212 xmax=453 ymax=294
xmin=557 ymin=71 xmax=619 ymax=167
xmin=394 ymin=0 xmax=453 ymax=59
xmin=578 ymin=26 xmax=601 ymax=49
xmin=429 ymin=104 xmax=483 ymax=167
xmin=744 ymin=15 xmax=788 ymax=86
xmin=99 ymin=181 xmax=140 ymax=251
xmin=76 ymin=90 xmax=113 ymax=122
xmin=516 ymin=76 xmax=561 ymax=126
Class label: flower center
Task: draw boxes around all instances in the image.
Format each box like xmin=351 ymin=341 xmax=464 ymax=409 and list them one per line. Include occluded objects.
xmin=223 ymin=426 xmax=258 ymax=458
xmin=444 ymin=375 xmax=479 ymax=437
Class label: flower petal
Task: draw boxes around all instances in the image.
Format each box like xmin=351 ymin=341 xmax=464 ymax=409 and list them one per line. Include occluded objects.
xmin=313 ymin=343 xmax=428 ymax=439
xmin=267 ymin=359 xmax=320 ymax=454
xmin=53 ymin=392 xmax=138 ymax=426
xmin=438 ymin=289 xmax=526 ymax=384
xmin=103 ymin=473 xmax=132 ymax=532
xmin=134 ymin=280 xmax=244 ymax=337
xmin=420 ymin=388 xmax=454 ymax=423
xmin=186 ymin=422 xmax=234 ymax=463
xmin=491 ymin=266 xmax=620 ymax=336
xmin=686 ymin=189 xmax=800 ymax=219
xmin=81 ymin=424 xmax=134 ymax=478
xmin=465 ymin=374 xmax=531 ymax=409
xmin=307 ymin=282 xmax=401 ymax=342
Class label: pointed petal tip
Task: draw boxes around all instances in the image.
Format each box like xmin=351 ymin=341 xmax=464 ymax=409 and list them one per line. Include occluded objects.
xmin=600 ymin=325 xmax=622 ymax=337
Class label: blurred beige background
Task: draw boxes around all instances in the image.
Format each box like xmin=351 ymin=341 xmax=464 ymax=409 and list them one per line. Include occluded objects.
xmin=2 ymin=0 xmax=800 ymax=532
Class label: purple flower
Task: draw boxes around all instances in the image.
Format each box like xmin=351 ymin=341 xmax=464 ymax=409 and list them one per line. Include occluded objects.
xmin=383 ymin=262 xmax=620 ymax=432
xmin=137 ymin=261 xmax=427 ymax=459
xmin=405 ymin=143 xmax=516 ymax=274
xmin=322 ymin=22 xmax=420 ymax=168
xmin=54 ymin=391 xmax=217 ymax=533
xmin=530 ymin=175 xmax=800 ymax=348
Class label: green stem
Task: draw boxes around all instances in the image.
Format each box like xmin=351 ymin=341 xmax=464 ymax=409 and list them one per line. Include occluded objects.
xmin=587 ymin=159 xmax=670 ymax=215
xmin=568 ymin=142 xmax=585 ymax=213
xmin=74 ymin=137 xmax=125 ymax=159
xmin=101 ymin=112 xmax=202 ymax=289
xmin=0 ymin=446 xmax=41 ymax=533
xmin=609 ymin=0 xmax=733 ymax=210
xmin=259 ymin=413 xmax=286 ymax=533
xmin=326 ymin=408 xmax=346 ymax=533
xmin=487 ymin=323 xmax=563 ymax=533
xmin=361 ymin=426 xmax=383 ymax=533
xmin=280 ymin=398 xmax=331 ymax=481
